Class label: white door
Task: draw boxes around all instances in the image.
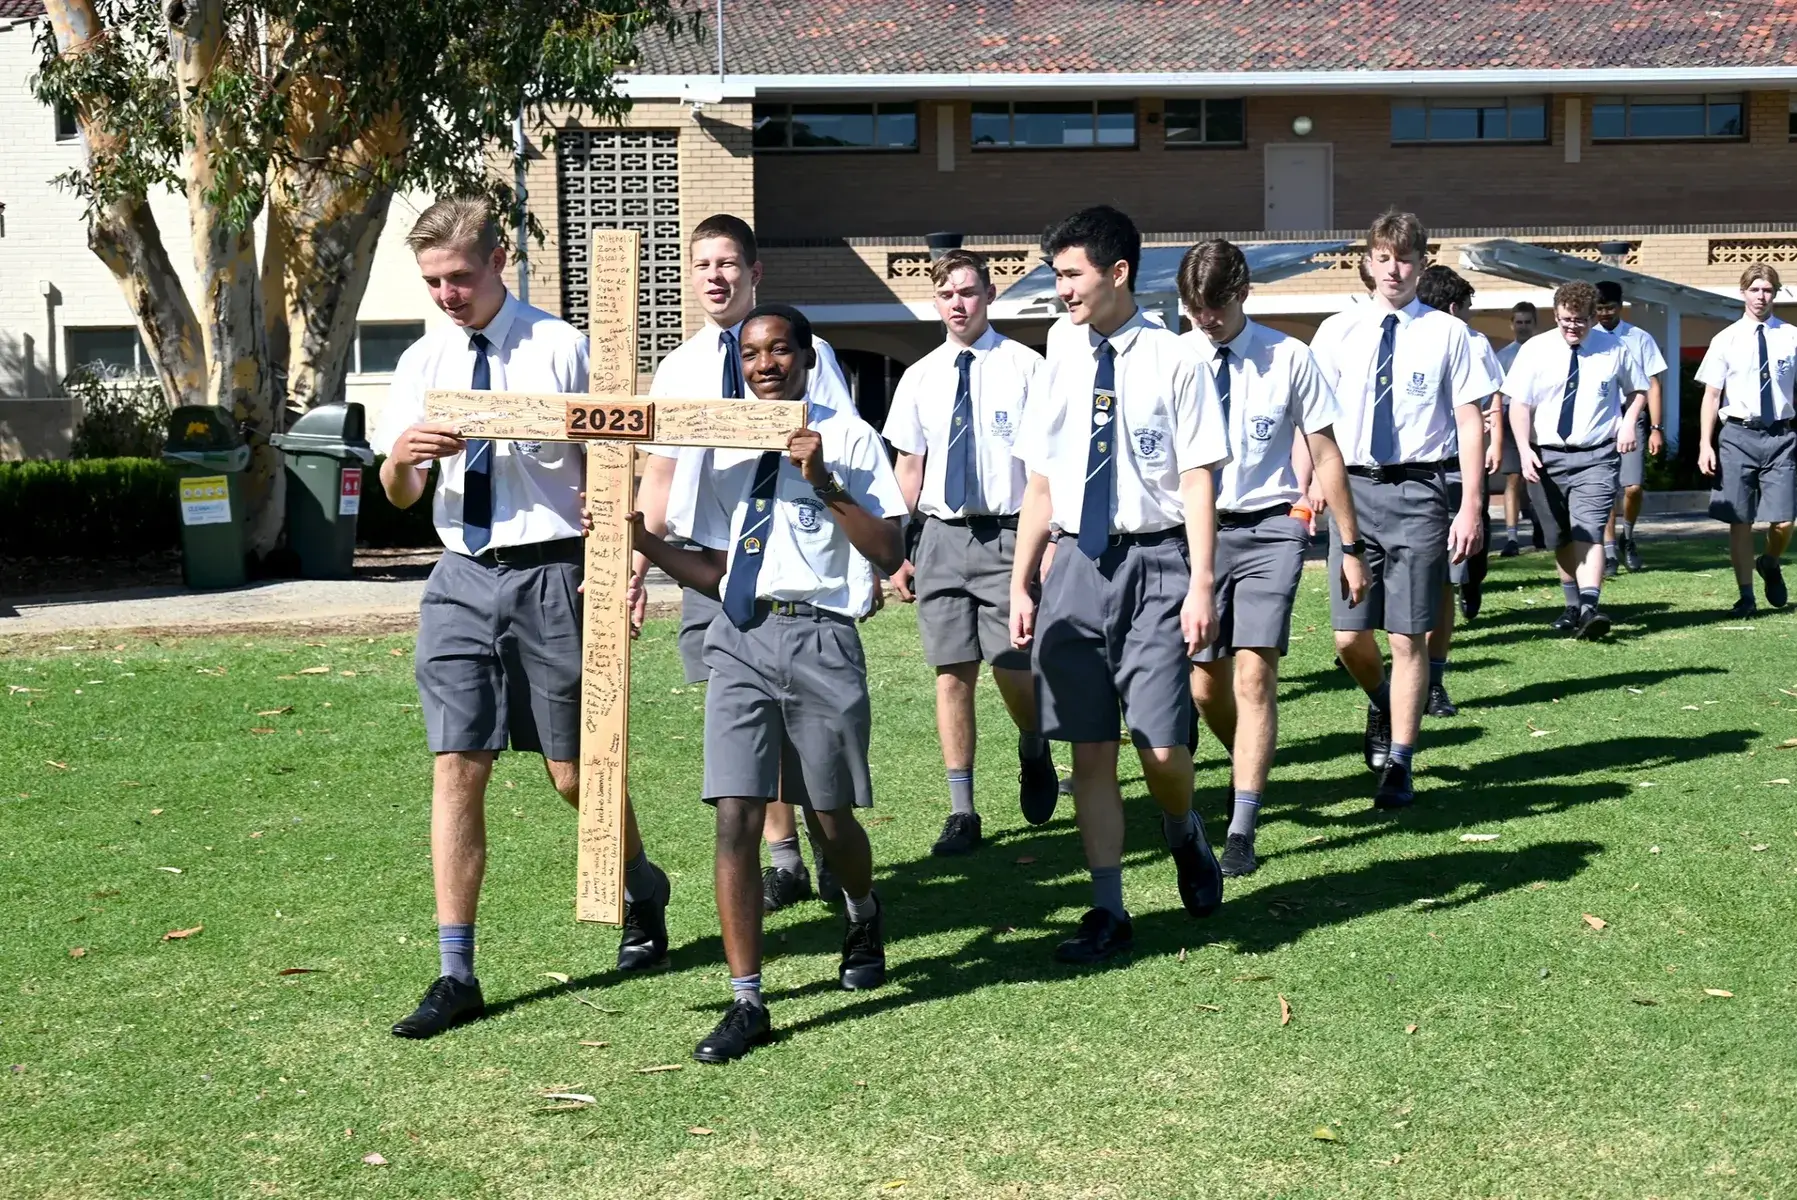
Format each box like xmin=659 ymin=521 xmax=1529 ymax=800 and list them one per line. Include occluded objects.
xmin=1263 ymin=143 xmax=1333 ymax=231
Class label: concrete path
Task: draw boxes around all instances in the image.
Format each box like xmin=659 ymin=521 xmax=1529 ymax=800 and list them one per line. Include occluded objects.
xmin=0 ymin=506 xmax=1728 ymax=637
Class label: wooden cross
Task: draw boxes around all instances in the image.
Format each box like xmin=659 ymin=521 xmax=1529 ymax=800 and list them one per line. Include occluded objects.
xmin=426 ymin=230 xmax=803 ymax=924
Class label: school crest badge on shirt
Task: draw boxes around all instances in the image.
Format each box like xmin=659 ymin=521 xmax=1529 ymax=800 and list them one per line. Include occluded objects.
xmin=1405 ymin=371 xmax=1430 ymax=398
xmin=792 ymin=497 xmax=825 ymax=532
xmin=1249 ymin=416 xmax=1278 ymax=442
xmin=990 ymin=410 xmax=1014 ymax=440
xmin=1133 ymin=428 xmax=1168 ymax=462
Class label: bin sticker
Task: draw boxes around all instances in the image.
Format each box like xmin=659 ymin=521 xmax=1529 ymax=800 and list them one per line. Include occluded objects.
xmin=339 ymin=467 xmax=363 ymax=516
xmin=179 ymin=475 xmax=231 ymax=526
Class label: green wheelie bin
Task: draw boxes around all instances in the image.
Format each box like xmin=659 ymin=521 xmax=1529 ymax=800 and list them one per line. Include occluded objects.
xmin=271 ymin=402 xmax=375 ymax=580
xmin=163 ymin=405 xmax=251 ymax=590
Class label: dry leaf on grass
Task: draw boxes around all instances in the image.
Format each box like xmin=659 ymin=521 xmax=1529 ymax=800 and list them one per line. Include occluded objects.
xmin=1014 ymin=855 xmax=1037 ymax=865
xmin=1460 ymin=833 xmax=1500 ymax=842
xmin=636 ymin=1064 xmax=683 ymax=1074
xmin=155 ymin=866 xmax=183 ymax=874
xmin=362 ymin=1153 xmax=388 ymax=1166
xmin=543 ymin=972 xmax=571 ymax=984
xmin=1279 ymin=994 xmax=1293 ymax=1026
xmin=1312 ymin=1126 xmax=1339 ymax=1141
xmin=883 ymin=1183 xmax=909 ymax=1192
xmin=1775 ymin=737 xmax=1797 ymax=749
xmin=69 ymin=947 xmax=85 ymax=958
xmin=1405 ymin=1023 xmax=1418 ymax=1034
xmin=1195 ymin=1003 xmax=1222 ymax=1013
xmin=578 ymin=1040 xmax=609 ymax=1048
xmin=249 ymin=831 xmax=262 ymax=839
xmin=257 ymin=707 xmax=294 ymax=717
xmin=1764 ymin=779 xmax=1791 ymax=786
xmin=686 ymin=1126 xmax=714 ymax=1136
xmin=149 ymin=808 xmax=163 ymax=816
xmin=339 ymin=671 xmax=357 ymax=678
xmin=541 ymin=1092 xmax=595 ymax=1104
xmin=1681 ymin=705 xmax=1701 ymax=711
xmin=1177 ymin=947 xmax=1188 ymax=963
xmin=250 ymin=728 xmax=276 ymax=735
xmin=162 ymin=925 xmax=203 ymax=941
xmin=45 ymin=761 xmax=68 ymax=770
xmin=1632 ymin=997 xmax=1658 ymax=1006
xmin=298 ymin=666 xmax=330 ymax=676
xmin=1582 ymin=914 xmax=1608 ymax=931
xmin=1703 ymin=988 xmax=1734 ymax=998
xmin=277 ymin=968 xmax=321 ymax=976
xmin=1751 ymin=843 xmax=1769 ymax=851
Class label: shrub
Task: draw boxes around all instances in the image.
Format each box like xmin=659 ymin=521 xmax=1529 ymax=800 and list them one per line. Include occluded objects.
xmin=65 ymin=369 xmax=168 ymax=460
xmin=0 ymin=458 xmax=179 ymax=558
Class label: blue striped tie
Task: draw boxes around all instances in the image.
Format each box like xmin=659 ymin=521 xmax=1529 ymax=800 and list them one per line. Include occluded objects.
xmin=721 ymin=328 xmax=744 ymax=399
xmin=1214 ymin=345 xmax=1232 ymax=497
xmin=721 ymin=451 xmax=783 ymax=628
xmin=1557 ymin=344 xmax=1579 ymax=442
xmin=1370 ymin=314 xmax=1398 ymax=464
xmin=943 ymin=349 xmax=975 ymax=512
xmin=1077 ymin=342 xmax=1117 ymax=559
xmin=462 ymin=332 xmax=494 ymax=554
xmin=1758 ymin=324 xmax=1776 ymax=424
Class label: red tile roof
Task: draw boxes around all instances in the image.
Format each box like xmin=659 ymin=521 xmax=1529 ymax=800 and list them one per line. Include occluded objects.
xmin=642 ymin=0 xmax=1797 ymax=74
xmin=0 ymin=0 xmax=45 ymax=18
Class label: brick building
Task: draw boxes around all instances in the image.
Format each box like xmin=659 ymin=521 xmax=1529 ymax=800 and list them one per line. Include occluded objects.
xmin=8 ymin=0 xmax=1797 ymax=452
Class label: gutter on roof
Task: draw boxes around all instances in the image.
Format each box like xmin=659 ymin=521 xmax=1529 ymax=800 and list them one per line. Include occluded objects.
xmin=622 ymin=67 xmax=1797 ymax=100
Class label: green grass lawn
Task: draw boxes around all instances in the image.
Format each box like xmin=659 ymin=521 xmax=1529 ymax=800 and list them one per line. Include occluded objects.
xmin=4 ymin=538 xmax=1796 ymax=1198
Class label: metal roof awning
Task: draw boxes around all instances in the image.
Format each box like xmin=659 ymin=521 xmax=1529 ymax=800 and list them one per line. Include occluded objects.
xmin=996 ymin=240 xmax=1351 ymax=318
xmin=1457 ymin=239 xmax=1744 ymax=322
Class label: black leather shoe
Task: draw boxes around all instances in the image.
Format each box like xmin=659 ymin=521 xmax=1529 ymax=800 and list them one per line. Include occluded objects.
xmin=1758 ymin=555 xmax=1788 ymax=608
xmin=1426 ymin=683 xmax=1459 ymax=718
xmin=617 ymin=890 xmax=669 ymax=972
xmin=1219 ymin=832 xmax=1258 ymax=878
xmin=1363 ymin=703 xmax=1392 ymax=773
xmin=1623 ymin=536 xmax=1645 ymax=572
xmin=392 ymin=975 xmax=484 ymax=1039
xmin=1603 ymin=555 xmax=1619 ymax=580
xmin=1500 ymin=538 xmax=1520 ymax=558
xmin=692 ymin=998 xmax=772 ymax=1064
xmin=1374 ymin=758 xmax=1414 ymax=809
xmin=1549 ymin=605 xmax=1580 ymax=634
xmin=761 ymin=865 xmax=812 ymax=913
xmin=1729 ymin=596 xmax=1760 ymax=619
xmin=1460 ymin=575 xmax=1484 ymax=620
xmin=840 ymin=895 xmax=886 ymax=990
xmin=815 ymin=857 xmax=841 ymax=907
xmin=1019 ymin=750 xmax=1059 ymax=826
xmin=1169 ymin=824 xmax=1223 ymax=917
xmin=930 ymin=811 xmax=983 ymax=856
xmin=1054 ymin=907 xmax=1134 ymax=965
xmin=1575 ymin=605 xmax=1612 ymax=641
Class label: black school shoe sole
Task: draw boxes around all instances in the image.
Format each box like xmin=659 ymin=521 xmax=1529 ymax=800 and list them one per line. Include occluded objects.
xmin=1758 ymin=556 xmax=1789 ymax=609
xmin=1053 ymin=908 xmax=1135 ymax=965
xmin=1575 ymin=608 xmax=1612 ymax=641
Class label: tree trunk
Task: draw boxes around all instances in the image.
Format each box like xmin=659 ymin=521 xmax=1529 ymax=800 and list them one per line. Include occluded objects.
xmin=168 ymin=0 xmax=280 ymax=556
xmin=43 ymin=0 xmax=205 ymax=408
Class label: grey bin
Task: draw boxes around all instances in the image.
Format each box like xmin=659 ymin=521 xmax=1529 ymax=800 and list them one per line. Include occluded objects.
xmin=271 ymin=402 xmax=375 ymax=580
xmin=163 ymin=405 xmax=251 ymax=590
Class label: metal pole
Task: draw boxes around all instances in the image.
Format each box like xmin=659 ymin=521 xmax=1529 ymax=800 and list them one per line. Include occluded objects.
xmin=513 ymin=101 xmax=530 ymax=306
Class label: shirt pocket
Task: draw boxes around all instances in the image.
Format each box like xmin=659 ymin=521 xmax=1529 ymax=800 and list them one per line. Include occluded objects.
xmin=1124 ymin=408 xmax=1175 ymax=472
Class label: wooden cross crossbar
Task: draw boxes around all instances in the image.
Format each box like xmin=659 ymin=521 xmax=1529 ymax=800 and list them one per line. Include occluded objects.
xmin=423 ymin=230 xmax=803 ymax=924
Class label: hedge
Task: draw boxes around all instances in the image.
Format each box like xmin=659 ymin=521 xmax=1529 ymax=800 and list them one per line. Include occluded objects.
xmin=0 ymin=456 xmax=439 ymax=560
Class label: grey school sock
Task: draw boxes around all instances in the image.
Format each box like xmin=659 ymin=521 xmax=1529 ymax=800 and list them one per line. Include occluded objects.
xmin=1578 ymin=587 xmax=1601 ymax=609
xmin=1505 ymin=524 xmax=1519 ymax=541
xmin=1618 ymin=519 xmax=1634 ymax=540
xmin=947 ymin=768 xmax=976 ymax=816
xmin=438 ymin=923 xmax=476 ymax=985
xmin=1366 ymin=679 xmax=1392 ymax=713
xmin=1429 ymin=658 xmax=1447 ymax=689
xmin=1090 ymin=865 xmax=1126 ymax=921
xmin=1018 ymin=729 xmax=1049 ymax=761
xmin=1161 ymin=806 xmax=1197 ymax=848
xmin=1604 ymin=541 xmax=1618 ymax=560
xmin=843 ymin=891 xmax=878 ymax=924
xmin=1561 ymin=580 xmax=1581 ymax=608
xmin=1228 ymin=791 xmax=1261 ymax=841
xmin=729 ymin=972 xmax=764 ymax=1008
xmin=623 ymin=848 xmax=668 ymax=906
xmin=1389 ymin=743 xmax=1415 ymax=769
xmin=767 ymin=835 xmax=804 ymax=877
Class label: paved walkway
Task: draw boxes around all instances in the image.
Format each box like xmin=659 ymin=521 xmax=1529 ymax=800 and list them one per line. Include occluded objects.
xmin=0 ymin=508 xmax=1726 ymax=637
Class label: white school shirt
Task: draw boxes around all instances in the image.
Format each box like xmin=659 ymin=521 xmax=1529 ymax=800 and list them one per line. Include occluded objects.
xmin=1501 ymin=327 xmax=1648 ymax=448
xmin=1308 ymin=297 xmax=1496 ymax=467
xmin=1495 ymin=338 xmax=1527 ymax=375
xmin=676 ymin=394 xmax=909 ymax=618
xmin=1609 ymin=320 xmax=1669 ymax=381
xmin=373 ymin=292 xmax=589 ymax=555
xmin=1467 ymin=328 xmax=1504 ymax=412
xmin=1695 ymin=315 xmax=1797 ymax=422
xmin=646 ymin=321 xmax=854 ymax=536
xmin=883 ymin=325 xmax=1044 ymax=518
xmin=1017 ymin=309 xmax=1230 ymax=536
xmin=1181 ymin=319 xmax=1337 ymax=512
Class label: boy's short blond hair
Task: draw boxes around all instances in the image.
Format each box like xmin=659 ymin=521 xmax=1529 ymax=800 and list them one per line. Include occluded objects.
xmin=1740 ymin=263 xmax=1782 ymax=291
xmin=407 ymin=196 xmax=502 ymax=258
xmin=930 ymin=248 xmax=992 ymax=290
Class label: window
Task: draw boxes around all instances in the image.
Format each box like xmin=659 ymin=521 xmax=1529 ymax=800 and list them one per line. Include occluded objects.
xmin=54 ymin=101 xmax=79 ymax=142
xmin=971 ymin=100 xmax=1137 ymax=149
xmin=1164 ymin=98 xmax=1246 ymax=147
xmin=1591 ymin=94 xmax=1743 ymax=141
xmin=353 ymin=322 xmax=425 ymax=375
xmin=1390 ymin=97 xmax=1548 ymax=143
xmin=752 ymin=102 xmax=917 ymax=151
xmin=66 ymin=327 xmax=150 ymax=377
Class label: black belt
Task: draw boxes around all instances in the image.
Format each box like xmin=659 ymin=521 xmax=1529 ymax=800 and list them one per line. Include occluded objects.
xmin=1539 ymin=441 xmax=1614 ymax=455
xmin=756 ymin=599 xmax=853 ymax=624
xmin=1055 ymin=527 xmax=1186 ymax=550
xmin=932 ymin=513 xmax=1019 ymax=531
xmin=1217 ymin=503 xmax=1291 ymax=529
xmin=1725 ymin=416 xmax=1793 ymax=434
xmin=464 ymin=536 xmax=583 ymax=568
xmin=1346 ymin=461 xmax=1450 ymax=483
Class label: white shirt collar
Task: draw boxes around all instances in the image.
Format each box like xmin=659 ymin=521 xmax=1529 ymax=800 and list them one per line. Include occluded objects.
xmin=944 ymin=323 xmax=1004 ymax=361
xmin=1215 ymin=318 xmax=1258 ymax=359
xmin=470 ymin=291 xmax=520 ymax=348
xmin=1083 ymin=307 xmax=1154 ymax=356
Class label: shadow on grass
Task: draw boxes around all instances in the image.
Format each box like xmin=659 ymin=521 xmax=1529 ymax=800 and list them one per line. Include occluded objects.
xmin=1467 ymin=665 xmax=1727 ymax=709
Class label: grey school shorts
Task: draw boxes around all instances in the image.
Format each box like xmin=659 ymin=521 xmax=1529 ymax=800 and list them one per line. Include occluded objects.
xmin=1710 ymin=420 xmax=1796 ymax=526
xmin=1499 ymin=434 xmax=1522 ymax=478
xmin=1443 ymin=467 xmax=1491 ymax=589
xmin=1033 ymin=530 xmax=1193 ymax=750
xmin=1329 ymin=469 xmax=1450 ymax=636
xmin=676 ymin=585 xmax=720 ymax=685
xmin=916 ymin=515 xmax=1029 ymax=670
xmin=701 ymin=606 xmax=873 ymax=811
xmin=415 ymin=541 xmax=584 ymax=760
xmin=1529 ymin=445 xmax=1620 ymax=548
xmin=1192 ymin=507 xmax=1309 ymax=663
xmin=1618 ymin=411 xmax=1650 ymax=489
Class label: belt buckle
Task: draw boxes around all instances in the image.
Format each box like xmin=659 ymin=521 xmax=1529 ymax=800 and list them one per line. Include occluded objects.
xmin=768 ymin=600 xmax=798 ymax=616
xmin=1366 ymin=465 xmax=1393 ymax=484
